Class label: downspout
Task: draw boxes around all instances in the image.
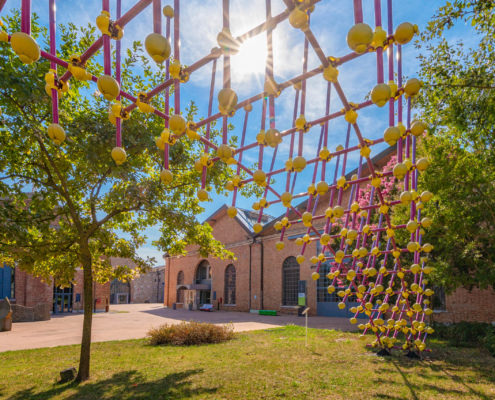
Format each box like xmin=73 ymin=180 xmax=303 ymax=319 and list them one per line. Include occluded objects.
xmin=166 ymin=256 xmax=171 ymax=306
xmin=248 ymin=237 xmax=254 ymax=310
xmin=260 ymin=239 xmax=264 ymax=310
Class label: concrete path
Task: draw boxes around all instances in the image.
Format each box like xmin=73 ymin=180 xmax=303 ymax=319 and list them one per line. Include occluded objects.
xmin=0 ymin=304 xmax=354 ymax=352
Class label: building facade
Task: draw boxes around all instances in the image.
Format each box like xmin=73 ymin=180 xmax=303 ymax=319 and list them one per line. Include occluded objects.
xmin=164 ymin=148 xmax=495 ymax=324
xmin=0 ymin=265 xmax=110 ymax=315
xmin=109 ymin=258 xmax=165 ymax=304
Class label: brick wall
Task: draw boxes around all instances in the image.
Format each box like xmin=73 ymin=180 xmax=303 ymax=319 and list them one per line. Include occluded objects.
xmin=13 ymin=268 xmax=53 ymax=308
xmin=72 ymin=269 xmax=110 ymax=311
xmin=433 ymin=287 xmax=495 ymax=324
xmin=131 ymin=267 xmax=165 ymax=303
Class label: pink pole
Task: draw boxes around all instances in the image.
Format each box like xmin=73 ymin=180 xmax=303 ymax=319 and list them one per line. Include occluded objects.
xmin=0 ymin=0 xmax=7 ymax=13
xmin=153 ymin=0 xmax=162 ymax=34
xmin=353 ymin=0 xmax=363 ymax=24
xmin=48 ymin=0 xmax=58 ymax=124
xmin=164 ymin=13 xmax=171 ymax=168
xmin=201 ymin=59 xmax=217 ymax=189
xmin=173 ymin=0 xmax=180 ymax=114
xmin=60 ymin=0 xmax=153 ymax=82
xmin=222 ymin=0 xmax=230 ymax=144
xmin=102 ymin=0 xmax=111 ymax=75
xmin=374 ymin=0 xmax=384 ymax=83
xmin=116 ymin=0 xmax=122 ymax=148
xmin=21 ymin=0 xmax=31 ymax=35
xmin=298 ymin=33 xmax=309 ymax=157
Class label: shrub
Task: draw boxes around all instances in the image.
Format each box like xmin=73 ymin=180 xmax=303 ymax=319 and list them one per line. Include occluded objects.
xmin=147 ymin=321 xmax=235 ymax=346
xmin=432 ymin=321 xmax=495 ymax=356
xmin=483 ymin=330 xmax=495 ymax=357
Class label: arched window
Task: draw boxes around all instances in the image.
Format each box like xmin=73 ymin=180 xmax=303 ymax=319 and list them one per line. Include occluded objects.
xmin=282 ymin=256 xmax=299 ymax=306
xmin=177 ymin=271 xmax=184 ymax=285
xmin=224 ymin=264 xmax=236 ymax=305
xmin=195 ymin=260 xmax=211 ymax=284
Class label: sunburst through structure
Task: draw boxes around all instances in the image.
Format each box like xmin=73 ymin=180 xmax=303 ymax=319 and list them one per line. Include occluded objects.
xmin=2 ymin=0 xmax=435 ymax=355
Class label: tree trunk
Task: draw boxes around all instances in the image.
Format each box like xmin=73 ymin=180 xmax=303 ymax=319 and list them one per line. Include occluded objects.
xmin=75 ymin=243 xmax=93 ymax=382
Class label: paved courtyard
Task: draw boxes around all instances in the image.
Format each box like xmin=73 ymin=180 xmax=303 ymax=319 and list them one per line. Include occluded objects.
xmin=0 ymin=303 xmax=355 ymax=352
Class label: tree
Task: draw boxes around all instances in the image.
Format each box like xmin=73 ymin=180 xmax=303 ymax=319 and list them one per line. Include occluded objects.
xmin=412 ymin=0 xmax=495 ymax=291
xmin=0 ymin=14 xmax=242 ymax=381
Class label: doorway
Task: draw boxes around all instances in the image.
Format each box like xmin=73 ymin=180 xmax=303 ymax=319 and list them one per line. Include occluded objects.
xmin=53 ymin=284 xmax=73 ymax=314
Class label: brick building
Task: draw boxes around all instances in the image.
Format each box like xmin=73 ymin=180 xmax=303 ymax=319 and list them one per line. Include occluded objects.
xmin=0 ymin=265 xmax=110 ymax=315
xmin=164 ymin=148 xmax=495 ymax=324
xmin=109 ymin=258 xmax=165 ymax=304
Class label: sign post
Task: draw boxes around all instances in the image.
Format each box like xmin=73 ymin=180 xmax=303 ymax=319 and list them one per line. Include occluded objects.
xmin=301 ymin=307 xmax=310 ymax=346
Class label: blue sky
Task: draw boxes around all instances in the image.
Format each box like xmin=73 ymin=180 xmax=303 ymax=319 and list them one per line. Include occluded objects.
xmin=2 ymin=0 xmax=471 ymax=265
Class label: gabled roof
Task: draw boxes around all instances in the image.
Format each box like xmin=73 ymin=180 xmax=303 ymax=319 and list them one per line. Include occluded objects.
xmin=203 ymin=204 xmax=275 ymax=236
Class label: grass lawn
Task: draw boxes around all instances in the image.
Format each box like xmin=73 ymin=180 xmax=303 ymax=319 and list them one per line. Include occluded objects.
xmin=1 ymin=325 xmax=494 ymax=399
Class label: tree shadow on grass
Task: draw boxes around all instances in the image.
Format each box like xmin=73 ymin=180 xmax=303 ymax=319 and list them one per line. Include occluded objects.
xmin=7 ymin=369 xmax=216 ymax=400
xmin=368 ymin=346 xmax=495 ymax=400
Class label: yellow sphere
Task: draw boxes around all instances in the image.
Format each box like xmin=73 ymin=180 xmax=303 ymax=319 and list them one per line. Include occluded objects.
xmin=319 ymin=146 xmax=331 ymax=161
xmin=393 ymin=162 xmax=408 ymax=179
xmin=227 ymin=206 xmax=237 ymax=218
xmin=169 ymin=60 xmax=181 ymax=79
xmin=47 ymin=123 xmax=66 ymax=145
xmin=421 ymin=217 xmax=432 ymax=228
xmin=323 ymin=64 xmax=339 ymax=82
xmin=371 ymin=26 xmax=387 ymax=48
xmin=311 ymin=272 xmax=320 ymax=281
xmin=371 ymin=83 xmax=392 ymax=107
xmin=295 ymin=115 xmax=306 ymax=130
xmin=421 ymin=191 xmax=433 ymax=202
xmin=335 ymin=250 xmax=345 ymax=263
xmin=410 ymin=120 xmax=427 ymax=136
xmin=217 ymin=144 xmax=234 ymax=161
xmin=280 ymin=192 xmax=292 ymax=207
xmin=416 ymin=157 xmax=429 ymax=172
xmin=145 ymin=33 xmax=171 ymax=64
xmin=218 ymin=88 xmax=238 ymax=115
xmin=316 ymin=181 xmax=329 ymax=196
xmin=162 ymin=5 xmax=174 ymax=18
xmin=96 ymin=10 xmax=110 ymax=35
xmin=345 ymin=109 xmax=358 ymax=124
xmin=407 ymin=241 xmax=419 ymax=253
xmin=169 ymin=114 xmax=186 ymax=136
xmin=320 ymin=233 xmax=331 ymax=245
xmin=10 ymin=32 xmax=40 ymax=64
xmin=264 ymin=77 xmax=280 ymax=97
xmin=217 ymin=27 xmax=240 ymax=55
xmin=265 ymin=128 xmax=282 ymax=148
xmin=302 ymin=211 xmax=312 ymax=225
xmin=111 ymin=147 xmax=127 ymax=165
xmin=406 ymin=220 xmax=418 ymax=233
xmin=400 ymin=191 xmax=412 ymax=204
xmin=160 ymin=168 xmax=173 ymax=184
xmin=404 ymin=78 xmax=422 ymax=97
xmin=292 ymin=156 xmax=306 ymax=172
xmin=97 ymin=75 xmax=120 ymax=101
xmin=296 ymin=254 xmax=305 ymax=264
xmin=346 ymin=23 xmax=373 ymax=54
xmin=333 ymin=205 xmax=345 ymax=218
xmin=394 ymin=22 xmax=417 ymax=45
xmin=289 ymin=7 xmax=308 ymax=30
xmin=197 ymin=189 xmax=209 ymax=201
xmin=338 ymin=302 xmax=346 ymax=310
xmin=253 ymin=169 xmax=266 ymax=186
xmin=383 ymin=126 xmax=400 ymax=147
xmin=275 ymin=241 xmax=285 ymax=251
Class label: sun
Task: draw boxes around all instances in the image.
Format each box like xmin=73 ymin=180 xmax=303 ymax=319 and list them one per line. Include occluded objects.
xmin=231 ymin=34 xmax=267 ymax=80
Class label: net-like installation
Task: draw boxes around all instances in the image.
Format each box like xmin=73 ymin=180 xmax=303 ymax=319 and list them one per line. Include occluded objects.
xmin=2 ymin=0 xmax=435 ymax=354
